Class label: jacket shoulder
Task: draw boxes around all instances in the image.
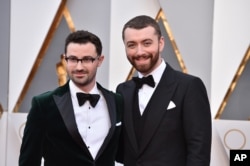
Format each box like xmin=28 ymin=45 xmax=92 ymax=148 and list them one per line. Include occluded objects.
xmin=33 ymin=83 xmax=68 ymax=101
xmin=116 ymin=79 xmax=134 ymax=92
xmin=169 ymin=67 xmax=203 ymax=84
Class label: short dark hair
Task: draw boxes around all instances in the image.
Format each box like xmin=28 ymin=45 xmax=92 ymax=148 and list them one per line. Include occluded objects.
xmin=122 ymin=15 xmax=162 ymax=40
xmin=64 ymin=30 xmax=102 ymax=56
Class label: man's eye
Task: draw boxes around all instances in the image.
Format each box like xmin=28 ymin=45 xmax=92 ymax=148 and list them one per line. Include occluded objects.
xmin=82 ymin=57 xmax=93 ymax=62
xmin=144 ymin=42 xmax=151 ymax=46
xmin=68 ymin=57 xmax=78 ymax=62
xmin=127 ymin=43 xmax=135 ymax=48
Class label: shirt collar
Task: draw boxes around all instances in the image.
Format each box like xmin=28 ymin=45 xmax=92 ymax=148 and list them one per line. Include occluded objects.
xmin=69 ymin=80 xmax=99 ymax=99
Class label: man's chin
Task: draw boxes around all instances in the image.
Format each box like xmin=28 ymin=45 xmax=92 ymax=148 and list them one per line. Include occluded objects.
xmin=72 ymin=79 xmax=87 ymax=86
xmin=135 ymin=63 xmax=147 ymax=70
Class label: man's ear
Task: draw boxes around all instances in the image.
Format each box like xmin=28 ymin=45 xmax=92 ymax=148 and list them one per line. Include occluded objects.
xmin=159 ymin=36 xmax=165 ymax=52
xmin=97 ymin=55 xmax=104 ymax=67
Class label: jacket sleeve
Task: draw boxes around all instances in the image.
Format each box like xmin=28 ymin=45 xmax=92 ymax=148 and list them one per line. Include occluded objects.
xmin=19 ymin=96 xmax=45 ymax=166
xmin=183 ymin=77 xmax=212 ymax=166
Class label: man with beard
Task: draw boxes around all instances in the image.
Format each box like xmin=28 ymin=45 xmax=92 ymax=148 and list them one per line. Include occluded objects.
xmin=116 ymin=15 xmax=212 ymax=166
xmin=19 ymin=30 xmax=123 ymax=166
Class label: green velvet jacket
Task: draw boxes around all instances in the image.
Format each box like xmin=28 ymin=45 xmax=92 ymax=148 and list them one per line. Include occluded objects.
xmin=19 ymin=81 xmax=123 ymax=166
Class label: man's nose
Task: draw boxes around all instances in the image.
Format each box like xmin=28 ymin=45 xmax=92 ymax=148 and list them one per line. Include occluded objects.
xmin=75 ymin=60 xmax=85 ymax=69
xmin=136 ymin=45 xmax=145 ymax=55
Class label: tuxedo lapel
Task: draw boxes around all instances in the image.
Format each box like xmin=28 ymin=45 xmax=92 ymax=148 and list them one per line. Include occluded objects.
xmin=95 ymin=83 xmax=117 ymax=159
xmin=139 ymin=64 xmax=178 ymax=153
xmin=122 ymin=81 xmax=140 ymax=154
xmin=52 ymin=83 xmax=89 ymax=154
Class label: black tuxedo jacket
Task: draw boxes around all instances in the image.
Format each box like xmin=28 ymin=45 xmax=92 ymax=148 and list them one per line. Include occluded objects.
xmin=116 ymin=63 xmax=211 ymax=166
xmin=19 ymin=81 xmax=123 ymax=166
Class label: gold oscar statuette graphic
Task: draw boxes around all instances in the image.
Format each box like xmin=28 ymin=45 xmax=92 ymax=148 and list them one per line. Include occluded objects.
xmin=0 ymin=103 xmax=3 ymax=119
xmin=56 ymin=54 xmax=67 ymax=86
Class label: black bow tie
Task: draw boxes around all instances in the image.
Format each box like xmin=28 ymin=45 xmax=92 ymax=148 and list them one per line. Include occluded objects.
xmin=76 ymin=92 xmax=100 ymax=107
xmin=132 ymin=75 xmax=155 ymax=89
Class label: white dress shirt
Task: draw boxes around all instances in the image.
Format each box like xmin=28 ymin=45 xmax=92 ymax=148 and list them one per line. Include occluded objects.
xmin=69 ymin=80 xmax=111 ymax=159
xmin=137 ymin=60 xmax=166 ymax=115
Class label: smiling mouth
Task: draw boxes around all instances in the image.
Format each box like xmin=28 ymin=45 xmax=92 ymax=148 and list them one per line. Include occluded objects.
xmin=134 ymin=56 xmax=150 ymax=63
xmin=134 ymin=55 xmax=150 ymax=60
xmin=73 ymin=71 xmax=87 ymax=77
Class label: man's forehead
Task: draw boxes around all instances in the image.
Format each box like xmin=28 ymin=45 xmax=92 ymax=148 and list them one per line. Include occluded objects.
xmin=124 ymin=27 xmax=157 ymax=42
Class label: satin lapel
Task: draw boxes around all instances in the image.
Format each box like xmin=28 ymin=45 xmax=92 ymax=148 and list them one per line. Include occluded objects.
xmin=52 ymin=84 xmax=88 ymax=152
xmin=122 ymin=81 xmax=139 ymax=153
xmin=95 ymin=83 xmax=116 ymax=159
xmin=139 ymin=65 xmax=178 ymax=153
